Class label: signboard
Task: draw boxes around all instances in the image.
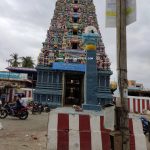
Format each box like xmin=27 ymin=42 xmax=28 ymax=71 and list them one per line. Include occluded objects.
xmin=52 ymin=62 xmax=85 ymax=72
xmin=126 ymin=0 xmax=136 ymax=25
xmin=106 ymin=0 xmax=116 ymax=28
xmin=0 ymin=72 xmax=27 ymax=80
xmin=106 ymin=0 xmax=136 ymax=27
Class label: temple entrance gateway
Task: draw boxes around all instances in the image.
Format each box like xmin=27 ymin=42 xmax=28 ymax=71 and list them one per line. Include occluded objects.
xmin=34 ymin=0 xmax=113 ymax=108
xmin=64 ymin=73 xmax=84 ymax=106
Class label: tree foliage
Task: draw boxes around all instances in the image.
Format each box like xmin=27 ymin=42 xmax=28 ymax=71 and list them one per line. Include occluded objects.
xmin=21 ymin=56 xmax=34 ymax=68
xmin=8 ymin=53 xmax=35 ymax=68
xmin=9 ymin=53 xmax=20 ymax=67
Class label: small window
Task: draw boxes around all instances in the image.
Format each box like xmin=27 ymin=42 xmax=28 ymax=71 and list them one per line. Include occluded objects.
xmin=91 ymin=30 xmax=94 ymax=33
xmin=73 ymin=17 xmax=78 ymax=23
xmin=73 ymin=29 xmax=78 ymax=35
xmin=73 ymin=7 xmax=78 ymax=12
xmin=72 ymin=43 xmax=78 ymax=49
xmin=74 ymin=0 xmax=78 ymax=4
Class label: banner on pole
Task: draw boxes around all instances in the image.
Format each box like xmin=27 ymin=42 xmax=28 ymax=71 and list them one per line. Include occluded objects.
xmin=126 ymin=0 xmax=136 ymax=25
xmin=106 ymin=0 xmax=136 ymax=28
xmin=106 ymin=0 xmax=116 ymax=28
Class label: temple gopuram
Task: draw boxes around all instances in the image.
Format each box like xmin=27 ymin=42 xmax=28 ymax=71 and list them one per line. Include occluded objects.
xmin=34 ymin=0 xmax=112 ymax=110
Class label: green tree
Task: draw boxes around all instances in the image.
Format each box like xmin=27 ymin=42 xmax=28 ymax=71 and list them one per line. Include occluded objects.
xmin=9 ymin=53 xmax=20 ymax=67
xmin=21 ymin=56 xmax=34 ymax=68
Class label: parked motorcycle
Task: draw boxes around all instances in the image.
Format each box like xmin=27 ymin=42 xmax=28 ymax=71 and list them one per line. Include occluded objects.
xmin=31 ymin=103 xmax=44 ymax=114
xmin=43 ymin=104 xmax=50 ymax=112
xmin=0 ymin=103 xmax=29 ymax=120
xmin=140 ymin=116 xmax=150 ymax=134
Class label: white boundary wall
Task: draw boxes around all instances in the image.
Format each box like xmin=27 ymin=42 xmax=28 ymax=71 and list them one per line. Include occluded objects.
xmin=114 ymin=96 xmax=150 ymax=113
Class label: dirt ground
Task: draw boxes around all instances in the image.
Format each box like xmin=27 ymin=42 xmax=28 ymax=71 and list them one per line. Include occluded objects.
xmin=0 ymin=112 xmax=49 ymax=150
xmin=1 ymin=111 xmax=150 ymax=150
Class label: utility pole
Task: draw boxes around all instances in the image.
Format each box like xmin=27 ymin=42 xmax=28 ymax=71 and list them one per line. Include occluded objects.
xmin=116 ymin=0 xmax=130 ymax=150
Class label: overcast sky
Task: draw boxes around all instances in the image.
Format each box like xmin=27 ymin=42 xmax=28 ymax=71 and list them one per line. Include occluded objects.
xmin=0 ymin=0 xmax=150 ymax=88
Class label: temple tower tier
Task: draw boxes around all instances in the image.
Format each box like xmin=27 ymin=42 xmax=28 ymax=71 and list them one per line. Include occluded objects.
xmin=34 ymin=0 xmax=113 ymax=110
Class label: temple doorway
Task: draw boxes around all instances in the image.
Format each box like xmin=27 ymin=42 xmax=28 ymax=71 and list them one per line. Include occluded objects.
xmin=64 ymin=73 xmax=84 ymax=106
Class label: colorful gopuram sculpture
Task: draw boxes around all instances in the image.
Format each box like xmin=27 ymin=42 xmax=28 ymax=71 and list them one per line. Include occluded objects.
xmin=34 ymin=0 xmax=112 ymax=110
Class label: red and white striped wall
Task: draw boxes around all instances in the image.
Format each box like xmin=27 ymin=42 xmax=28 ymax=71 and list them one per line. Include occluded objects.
xmin=127 ymin=96 xmax=150 ymax=114
xmin=25 ymin=90 xmax=32 ymax=98
xmin=129 ymin=116 xmax=147 ymax=150
xmin=6 ymin=88 xmax=16 ymax=102
xmin=20 ymin=88 xmax=33 ymax=98
xmin=47 ymin=111 xmax=147 ymax=150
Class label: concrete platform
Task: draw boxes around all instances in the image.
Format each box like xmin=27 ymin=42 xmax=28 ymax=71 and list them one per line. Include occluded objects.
xmin=47 ymin=108 xmax=147 ymax=150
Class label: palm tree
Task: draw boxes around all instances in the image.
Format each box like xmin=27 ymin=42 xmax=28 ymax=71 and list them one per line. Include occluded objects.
xmin=9 ymin=53 xmax=20 ymax=67
xmin=21 ymin=56 xmax=35 ymax=68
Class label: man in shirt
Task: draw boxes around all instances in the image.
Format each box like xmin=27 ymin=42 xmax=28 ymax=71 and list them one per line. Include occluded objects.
xmin=19 ymin=94 xmax=28 ymax=107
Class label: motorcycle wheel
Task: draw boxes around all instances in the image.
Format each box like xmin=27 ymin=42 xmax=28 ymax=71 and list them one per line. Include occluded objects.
xmin=0 ymin=109 xmax=8 ymax=119
xmin=19 ymin=111 xmax=29 ymax=120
